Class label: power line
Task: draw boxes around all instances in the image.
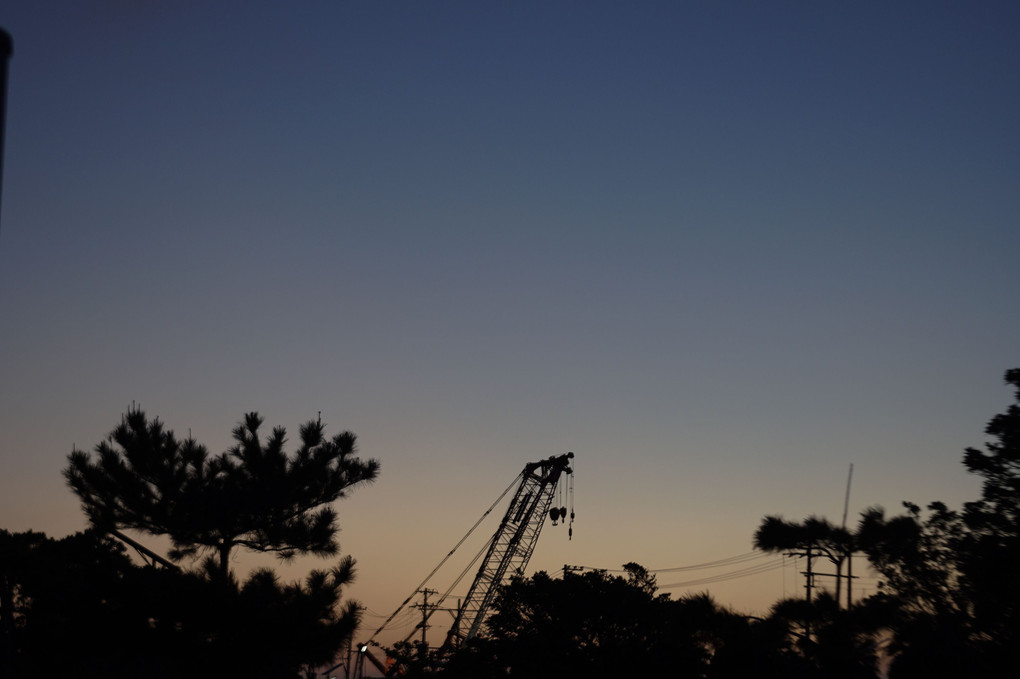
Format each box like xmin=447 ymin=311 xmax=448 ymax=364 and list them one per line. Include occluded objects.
xmin=658 ymin=558 xmax=786 ymax=589
xmin=558 ymin=551 xmax=787 ymax=589
xmin=650 ymin=551 xmax=769 ymax=573
xmin=561 ymin=549 xmax=876 ymax=599
xmin=566 ymin=550 xmax=775 ymax=576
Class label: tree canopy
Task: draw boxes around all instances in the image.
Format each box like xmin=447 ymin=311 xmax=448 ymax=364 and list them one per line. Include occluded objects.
xmin=852 ymin=369 xmax=1020 ymax=677
xmin=0 ymin=528 xmax=363 ymax=679
xmin=754 ymin=369 xmax=1020 ymax=679
xmin=11 ymin=370 xmax=1014 ymax=679
xmin=41 ymin=409 xmax=382 ymax=678
xmin=959 ymin=367 xmax=1020 ymax=648
xmin=65 ymin=409 xmax=379 ymax=577
xmin=405 ymin=565 xmax=850 ymax=679
xmin=754 ymin=515 xmax=854 ymax=606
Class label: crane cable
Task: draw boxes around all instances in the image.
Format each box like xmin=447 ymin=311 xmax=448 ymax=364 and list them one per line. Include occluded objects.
xmin=365 ymin=470 xmax=525 ymax=644
xmin=567 ymin=458 xmax=575 ymax=539
xmin=400 ymin=455 xmax=578 ymax=642
xmin=400 ymin=529 xmax=498 ymax=643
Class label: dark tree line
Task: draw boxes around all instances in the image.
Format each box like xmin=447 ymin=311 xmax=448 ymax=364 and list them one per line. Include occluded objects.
xmin=853 ymin=368 xmax=1020 ymax=678
xmin=2 ymin=409 xmax=378 ymax=679
xmin=751 ymin=368 xmax=1020 ymax=678
xmin=388 ymin=369 xmax=1019 ymax=679
xmin=3 ymin=369 xmax=1018 ymax=678
xmin=386 ymin=565 xmax=880 ymax=679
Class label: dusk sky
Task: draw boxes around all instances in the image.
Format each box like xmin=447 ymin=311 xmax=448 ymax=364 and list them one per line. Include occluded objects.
xmin=1 ymin=1 xmax=1018 ymax=649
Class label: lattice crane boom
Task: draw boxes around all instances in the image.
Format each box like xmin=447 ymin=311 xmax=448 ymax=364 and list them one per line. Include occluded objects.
xmin=450 ymin=452 xmax=574 ymax=644
xmin=355 ymin=452 xmax=575 ymax=678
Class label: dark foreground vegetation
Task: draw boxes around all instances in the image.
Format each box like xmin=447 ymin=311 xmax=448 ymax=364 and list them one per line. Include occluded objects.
xmin=1 ymin=369 xmax=1018 ymax=678
xmin=2 ymin=412 xmax=378 ymax=679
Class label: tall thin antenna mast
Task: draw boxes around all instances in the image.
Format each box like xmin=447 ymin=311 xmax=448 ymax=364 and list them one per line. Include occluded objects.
xmin=841 ymin=463 xmax=854 ymax=529
xmin=841 ymin=463 xmax=855 ymax=610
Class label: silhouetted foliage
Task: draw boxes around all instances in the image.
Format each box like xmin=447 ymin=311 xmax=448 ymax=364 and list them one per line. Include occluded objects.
xmin=65 ymin=409 xmax=379 ymax=578
xmin=434 ymin=568 xmax=681 ymax=679
xmin=0 ymin=528 xmax=211 ymax=678
xmin=851 ymin=368 xmax=1020 ymax=678
xmin=0 ymin=527 xmax=365 ymax=679
xmin=621 ymin=560 xmax=658 ymax=595
xmin=426 ymin=566 xmax=807 ymax=679
xmin=763 ymin=593 xmax=882 ymax=679
xmin=48 ymin=409 xmax=378 ymax=678
xmin=10 ymin=371 xmax=1014 ymax=677
xmin=755 ymin=515 xmax=854 ymax=606
xmin=856 ymin=501 xmax=968 ymax=619
xmin=959 ymin=367 xmax=1020 ymax=660
xmin=206 ymin=558 xmax=364 ymax=678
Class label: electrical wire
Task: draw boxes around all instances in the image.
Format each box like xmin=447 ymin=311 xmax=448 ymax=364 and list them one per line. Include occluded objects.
xmin=563 ymin=551 xmax=785 ymax=589
xmin=569 ymin=551 xmax=771 ymax=575
xmin=651 ymin=551 xmax=768 ymax=572
xmin=657 ymin=558 xmax=786 ymax=589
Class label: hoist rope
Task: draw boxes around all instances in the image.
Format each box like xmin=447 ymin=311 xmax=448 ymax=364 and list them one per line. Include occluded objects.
xmin=365 ymin=470 xmax=525 ymax=644
xmin=401 ymin=530 xmax=497 ymax=643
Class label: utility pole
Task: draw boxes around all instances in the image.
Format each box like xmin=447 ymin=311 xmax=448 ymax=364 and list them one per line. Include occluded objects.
xmin=800 ymin=546 xmax=815 ymax=641
xmin=783 ymin=545 xmax=817 ymax=640
xmin=846 ymin=551 xmax=853 ymax=609
xmin=411 ymin=588 xmax=438 ymax=646
xmin=805 ymin=546 xmax=813 ymax=602
xmin=563 ymin=564 xmax=584 ymax=577
xmin=785 ymin=549 xmax=815 ymax=601
xmin=789 ymin=544 xmax=858 ymax=619
xmin=841 ymin=463 xmax=855 ymax=609
xmin=788 ymin=545 xmax=816 ymax=602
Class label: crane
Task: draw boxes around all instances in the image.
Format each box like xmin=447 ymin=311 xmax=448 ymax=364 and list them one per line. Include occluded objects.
xmin=345 ymin=452 xmax=575 ymax=677
xmin=447 ymin=451 xmax=574 ymax=645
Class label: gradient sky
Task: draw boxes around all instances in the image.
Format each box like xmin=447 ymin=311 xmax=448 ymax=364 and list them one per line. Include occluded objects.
xmin=1 ymin=0 xmax=1018 ymax=649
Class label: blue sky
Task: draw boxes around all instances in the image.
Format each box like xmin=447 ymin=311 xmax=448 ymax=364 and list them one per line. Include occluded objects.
xmin=1 ymin=0 xmax=1018 ymax=645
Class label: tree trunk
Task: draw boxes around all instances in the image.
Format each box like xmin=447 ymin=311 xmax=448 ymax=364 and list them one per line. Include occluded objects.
xmin=834 ymin=556 xmax=843 ymax=606
xmin=846 ymin=552 xmax=853 ymax=609
xmin=218 ymin=542 xmax=232 ymax=580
